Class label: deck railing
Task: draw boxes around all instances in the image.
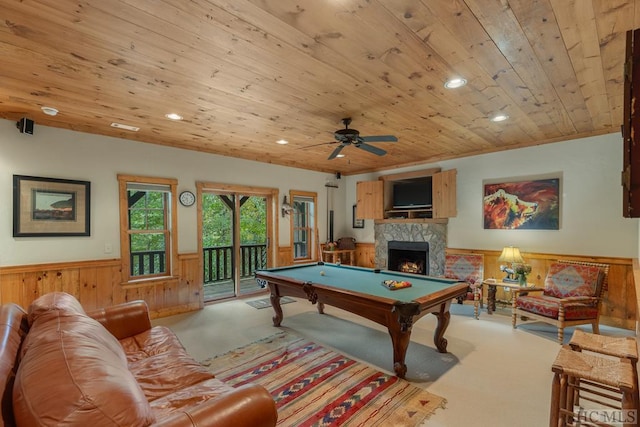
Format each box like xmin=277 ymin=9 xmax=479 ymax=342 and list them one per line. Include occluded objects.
xmin=131 ymin=244 xmax=267 ymax=282
xmin=130 ymin=250 xmax=165 ymax=276
xmin=203 ymin=244 xmax=268 ymax=283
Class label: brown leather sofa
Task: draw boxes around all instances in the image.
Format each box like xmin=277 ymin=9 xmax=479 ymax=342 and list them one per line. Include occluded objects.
xmin=0 ymin=292 xmax=278 ymax=426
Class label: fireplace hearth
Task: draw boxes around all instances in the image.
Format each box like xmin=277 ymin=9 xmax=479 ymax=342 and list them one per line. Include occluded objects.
xmin=387 ymin=241 xmax=430 ymax=275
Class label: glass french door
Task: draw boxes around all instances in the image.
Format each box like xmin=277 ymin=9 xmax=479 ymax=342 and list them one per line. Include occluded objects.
xmin=201 ymin=191 xmax=269 ymax=302
xmin=238 ymin=194 xmax=268 ymax=295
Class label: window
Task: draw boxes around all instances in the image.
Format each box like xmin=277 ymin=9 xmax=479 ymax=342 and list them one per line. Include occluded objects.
xmin=290 ymin=191 xmax=317 ymax=261
xmin=118 ymin=175 xmax=178 ymax=282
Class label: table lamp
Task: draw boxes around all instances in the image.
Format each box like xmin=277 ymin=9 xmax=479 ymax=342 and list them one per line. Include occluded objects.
xmin=497 ymin=246 xmax=524 ymax=283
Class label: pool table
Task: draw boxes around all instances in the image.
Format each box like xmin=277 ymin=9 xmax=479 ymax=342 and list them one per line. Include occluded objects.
xmin=254 ymin=262 xmax=468 ymax=378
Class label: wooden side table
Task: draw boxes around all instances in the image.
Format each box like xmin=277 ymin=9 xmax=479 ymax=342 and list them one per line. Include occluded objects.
xmin=476 ymin=279 xmax=533 ymax=318
xmin=322 ymin=249 xmax=356 ymax=265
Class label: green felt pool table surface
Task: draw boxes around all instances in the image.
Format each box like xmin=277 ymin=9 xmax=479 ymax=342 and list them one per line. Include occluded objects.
xmin=260 ymin=263 xmax=459 ymax=302
xmin=255 ymin=262 xmax=468 ymax=378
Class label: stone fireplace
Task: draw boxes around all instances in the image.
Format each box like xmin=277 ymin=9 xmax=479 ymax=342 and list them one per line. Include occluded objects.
xmin=387 ymin=241 xmax=430 ymax=275
xmin=375 ymin=222 xmax=446 ymax=276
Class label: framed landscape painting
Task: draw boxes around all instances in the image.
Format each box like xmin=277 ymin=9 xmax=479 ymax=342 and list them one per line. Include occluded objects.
xmin=483 ymin=177 xmax=560 ymax=230
xmin=13 ymin=175 xmax=91 ymax=237
xmin=352 ymin=205 xmax=364 ymax=228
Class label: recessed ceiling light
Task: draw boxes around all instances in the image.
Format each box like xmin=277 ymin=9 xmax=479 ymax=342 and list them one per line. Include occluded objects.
xmin=490 ymin=113 xmax=509 ymax=122
xmin=444 ymin=78 xmax=467 ymax=89
xmin=110 ymin=122 xmax=140 ymax=132
xmin=165 ymin=113 xmax=183 ymax=120
xmin=41 ymin=106 xmax=59 ymax=116
xmin=276 ymin=139 xmax=289 ymax=145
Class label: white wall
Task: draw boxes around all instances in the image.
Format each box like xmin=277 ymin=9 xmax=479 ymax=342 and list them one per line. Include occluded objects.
xmin=345 ymin=133 xmax=639 ymax=258
xmin=2 ymin=119 xmax=637 ymax=267
xmin=0 ymin=119 xmax=343 ymax=266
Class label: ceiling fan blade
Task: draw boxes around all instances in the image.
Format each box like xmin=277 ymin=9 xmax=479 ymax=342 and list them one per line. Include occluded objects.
xmin=300 ymin=141 xmax=336 ymax=149
xmin=360 ymin=135 xmax=398 ymax=143
xmin=328 ymin=144 xmax=346 ymax=160
xmin=356 ymin=143 xmax=387 ymax=156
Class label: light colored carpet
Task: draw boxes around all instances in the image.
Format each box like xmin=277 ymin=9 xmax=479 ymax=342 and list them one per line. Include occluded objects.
xmin=246 ymin=296 xmax=296 ymax=309
xmin=153 ymin=296 xmax=635 ymax=426
xmin=202 ymin=331 xmax=446 ymax=426
xmin=278 ymin=311 xmax=469 ymax=383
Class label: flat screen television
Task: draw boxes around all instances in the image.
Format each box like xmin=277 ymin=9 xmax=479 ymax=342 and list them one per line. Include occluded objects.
xmin=392 ymin=177 xmax=432 ymax=209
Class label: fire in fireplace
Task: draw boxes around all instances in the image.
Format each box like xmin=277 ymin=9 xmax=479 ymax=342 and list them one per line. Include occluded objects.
xmin=387 ymin=241 xmax=430 ymax=275
xmin=398 ymin=260 xmax=424 ymax=274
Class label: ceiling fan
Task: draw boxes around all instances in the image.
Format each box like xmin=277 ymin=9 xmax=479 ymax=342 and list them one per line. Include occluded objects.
xmin=325 ymin=118 xmax=398 ymax=160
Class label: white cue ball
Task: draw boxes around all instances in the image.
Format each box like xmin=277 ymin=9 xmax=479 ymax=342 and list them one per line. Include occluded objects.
xmin=320 ymin=271 xmax=325 ymax=276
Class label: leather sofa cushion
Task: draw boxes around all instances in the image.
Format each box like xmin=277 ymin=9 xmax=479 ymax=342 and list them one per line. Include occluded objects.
xmin=13 ymin=292 xmax=155 ymax=427
xmin=149 ymin=378 xmax=235 ymax=418
xmin=120 ymin=325 xmax=197 ymax=362
xmin=122 ymin=326 xmax=215 ymax=401
xmin=0 ymin=304 xmax=28 ymax=427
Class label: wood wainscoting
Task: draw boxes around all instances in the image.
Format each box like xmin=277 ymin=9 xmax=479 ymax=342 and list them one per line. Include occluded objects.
xmin=0 ymin=253 xmax=203 ymax=319
xmin=355 ymin=242 xmax=376 ymax=268
xmin=275 ymin=244 xmax=374 ymax=267
xmin=448 ymin=248 xmax=636 ymax=330
xmin=277 ymin=246 xmax=293 ymax=267
xmin=331 ymin=244 xmax=636 ymax=330
xmin=1 ymin=248 xmax=634 ymax=330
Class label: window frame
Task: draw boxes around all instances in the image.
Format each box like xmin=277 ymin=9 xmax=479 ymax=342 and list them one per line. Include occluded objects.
xmin=289 ymin=190 xmax=317 ymax=263
xmin=118 ymin=174 xmax=178 ymax=283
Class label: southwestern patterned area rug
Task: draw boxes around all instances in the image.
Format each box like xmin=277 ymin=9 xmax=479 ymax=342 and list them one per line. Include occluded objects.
xmin=201 ymin=332 xmax=446 ymax=426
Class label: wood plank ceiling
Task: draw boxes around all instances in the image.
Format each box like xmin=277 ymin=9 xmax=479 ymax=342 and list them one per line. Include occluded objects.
xmin=1 ymin=0 xmax=638 ymax=175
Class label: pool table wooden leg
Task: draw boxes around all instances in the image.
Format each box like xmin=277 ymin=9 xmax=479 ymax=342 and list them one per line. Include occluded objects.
xmin=387 ymin=324 xmax=410 ymax=379
xmin=388 ymin=302 xmax=422 ymax=378
xmin=270 ymin=294 xmax=283 ymax=326
xmin=432 ymin=308 xmax=450 ymax=353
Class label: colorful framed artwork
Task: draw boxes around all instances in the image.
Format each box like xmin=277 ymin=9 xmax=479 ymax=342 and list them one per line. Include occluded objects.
xmin=483 ymin=176 xmax=560 ymax=230
xmin=13 ymin=175 xmax=91 ymax=237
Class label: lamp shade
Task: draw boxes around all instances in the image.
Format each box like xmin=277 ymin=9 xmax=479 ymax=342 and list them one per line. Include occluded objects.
xmin=497 ymin=246 xmax=524 ymax=263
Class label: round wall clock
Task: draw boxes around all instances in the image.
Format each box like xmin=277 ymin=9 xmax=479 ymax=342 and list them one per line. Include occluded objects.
xmin=179 ymin=190 xmax=196 ymax=207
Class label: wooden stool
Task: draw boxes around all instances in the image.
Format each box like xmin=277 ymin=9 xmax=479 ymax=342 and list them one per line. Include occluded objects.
xmin=569 ymin=329 xmax=638 ymax=394
xmin=569 ymin=329 xmax=638 ymax=365
xmin=550 ymin=346 xmax=639 ymax=427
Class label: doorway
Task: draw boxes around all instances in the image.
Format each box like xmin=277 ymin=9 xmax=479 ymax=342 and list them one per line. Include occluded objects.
xmin=199 ymin=185 xmax=275 ymax=302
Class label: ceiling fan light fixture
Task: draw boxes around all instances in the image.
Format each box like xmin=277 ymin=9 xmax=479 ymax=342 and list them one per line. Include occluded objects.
xmin=326 ymin=118 xmax=397 ymax=160
xmin=490 ymin=113 xmax=509 ymax=122
xmin=444 ymin=77 xmax=467 ymax=89
xmin=165 ymin=113 xmax=183 ymax=121
xmin=336 ymin=154 xmax=345 ymax=158
xmin=276 ymin=139 xmax=289 ymax=145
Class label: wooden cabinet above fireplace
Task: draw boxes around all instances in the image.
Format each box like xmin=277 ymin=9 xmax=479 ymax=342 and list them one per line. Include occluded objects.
xmin=356 ymin=168 xmax=456 ymax=222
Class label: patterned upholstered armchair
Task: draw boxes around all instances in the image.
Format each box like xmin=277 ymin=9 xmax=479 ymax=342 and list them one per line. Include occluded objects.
xmin=443 ymin=254 xmax=484 ymax=314
xmin=512 ymin=260 xmax=609 ymax=343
